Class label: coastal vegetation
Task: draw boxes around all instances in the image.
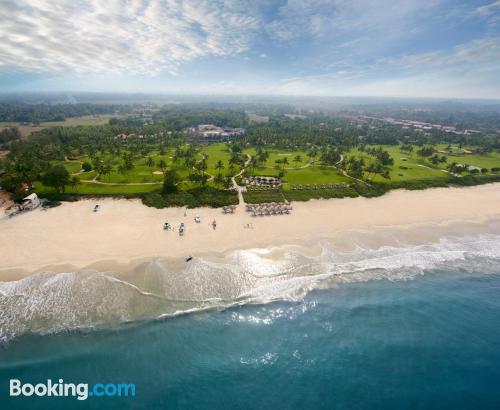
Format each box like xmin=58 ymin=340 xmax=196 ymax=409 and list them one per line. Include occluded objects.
xmin=1 ymin=103 xmax=500 ymax=208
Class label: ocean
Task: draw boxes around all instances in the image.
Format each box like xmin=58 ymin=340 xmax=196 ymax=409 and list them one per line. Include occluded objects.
xmin=1 ymin=228 xmax=500 ymax=409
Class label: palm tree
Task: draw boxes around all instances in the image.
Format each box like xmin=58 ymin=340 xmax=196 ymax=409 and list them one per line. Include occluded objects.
xmin=70 ymin=176 xmax=79 ymax=191
xmin=101 ymin=163 xmax=113 ymax=181
xmin=158 ymin=159 xmax=166 ymax=172
xmin=214 ymin=173 xmax=224 ymax=185
xmin=249 ymin=157 xmax=258 ymax=172
xmin=215 ymin=160 xmax=224 ymax=176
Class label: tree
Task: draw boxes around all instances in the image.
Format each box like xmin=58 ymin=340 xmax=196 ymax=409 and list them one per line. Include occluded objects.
xmin=71 ymin=176 xmax=79 ymax=190
xmin=400 ymin=143 xmax=413 ymax=153
xmin=249 ymin=157 xmax=258 ymax=169
xmin=215 ymin=160 xmax=224 ymax=176
xmin=293 ymin=155 xmax=302 ymax=163
xmin=101 ymin=162 xmax=113 ymax=180
xmin=163 ymin=169 xmax=180 ymax=193
xmin=417 ymin=146 xmax=435 ymax=157
xmin=257 ymin=150 xmax=269 ymax=163
xmin=158 ymin=159 xmax=167 ymax=172
xmin=82 ymin=161 xmax=92 ymax=172
xmin=41 ymin=165 xmax=70 ymax=193
xmin=223 ymin=175 xmax=232 ymax=189
xmin=214 ymin=173 xmax=224 ymax=184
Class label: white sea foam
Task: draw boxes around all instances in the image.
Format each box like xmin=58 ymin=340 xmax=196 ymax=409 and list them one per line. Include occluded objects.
xmin=1 ymin=233 xmax=500 ymax=343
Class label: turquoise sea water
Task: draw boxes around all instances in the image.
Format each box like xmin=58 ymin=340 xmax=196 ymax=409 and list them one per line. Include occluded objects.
xmin=1 ymin=229 xmax=500 ymax=409
xmin=1 ymin=269 xmax=500 ymax=409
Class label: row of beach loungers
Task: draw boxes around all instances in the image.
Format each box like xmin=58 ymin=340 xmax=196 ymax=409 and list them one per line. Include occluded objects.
xmin=222 ymin=205 xmax=237 ymax=214
xmin=246 ymin=185 xmax=281 ymax=191
xmin=290 ymin=183 xmax=348 ymax=190
xmin=245 ymin=202 xmax=293 ymax=217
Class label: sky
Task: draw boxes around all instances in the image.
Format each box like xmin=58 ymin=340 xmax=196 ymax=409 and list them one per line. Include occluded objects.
xmin=0 ymin=0 xmax=499 ymax=99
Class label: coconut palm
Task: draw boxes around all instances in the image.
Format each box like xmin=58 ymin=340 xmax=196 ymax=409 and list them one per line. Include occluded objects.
xmin=215 ymin=160 xmax=225 ymax=176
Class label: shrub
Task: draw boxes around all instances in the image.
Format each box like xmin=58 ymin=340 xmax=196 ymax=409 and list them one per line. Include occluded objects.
xmin=142 ymin=187 xmax=238 ymax=208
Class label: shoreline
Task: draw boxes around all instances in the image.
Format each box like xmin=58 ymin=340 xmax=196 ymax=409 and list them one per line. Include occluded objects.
xmin=1 ymin=183 xmax=500 ymax=281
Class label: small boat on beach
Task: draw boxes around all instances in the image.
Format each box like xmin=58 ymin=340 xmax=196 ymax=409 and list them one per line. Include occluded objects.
xmin=185 ymin=256 xmax=193 ymax=262
xmin=179 ymin=222 xmax=185 ymax=236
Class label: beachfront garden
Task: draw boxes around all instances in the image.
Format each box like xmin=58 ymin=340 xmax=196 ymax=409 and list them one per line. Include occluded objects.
xmin=7 ymin=139 xmax=500 ymax=206
xmin=2 ymin=107 xmax=500 ymax=208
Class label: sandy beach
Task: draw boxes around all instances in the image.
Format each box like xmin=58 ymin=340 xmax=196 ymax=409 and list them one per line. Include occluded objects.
xmin=1 ymin=183 xmax=500 ymax=280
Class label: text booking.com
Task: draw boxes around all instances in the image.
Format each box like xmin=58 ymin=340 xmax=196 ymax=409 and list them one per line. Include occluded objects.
xmin=9 ymin=379 xmax=136 ymax=400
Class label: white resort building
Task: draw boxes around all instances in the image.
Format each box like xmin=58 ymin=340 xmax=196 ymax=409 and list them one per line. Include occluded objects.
xmin=186 ymin=124 xmax=245 ymax=142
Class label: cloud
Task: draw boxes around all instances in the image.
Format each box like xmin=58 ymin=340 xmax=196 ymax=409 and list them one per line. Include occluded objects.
xmin=266 ymin=0 xmax=443 ymax=44
xmin=275 ymin=36 xmax=500 ymax=98
xmin=475 ymin=0 xmax=500 ymax=16
xmin=0 ymin=0 xmax=261 ymax=75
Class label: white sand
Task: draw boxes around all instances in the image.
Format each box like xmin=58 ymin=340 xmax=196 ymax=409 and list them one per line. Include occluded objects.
xmin=1 ymin=183 xmax=500 ymax=279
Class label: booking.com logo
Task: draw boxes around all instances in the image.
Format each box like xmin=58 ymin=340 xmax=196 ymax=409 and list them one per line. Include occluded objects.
xmin=10 ymin=379 xmax=136 ymax=400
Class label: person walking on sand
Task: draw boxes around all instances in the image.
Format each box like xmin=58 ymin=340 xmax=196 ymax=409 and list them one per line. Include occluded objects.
xmin=212 ymin=219 xmax=217 ymax=230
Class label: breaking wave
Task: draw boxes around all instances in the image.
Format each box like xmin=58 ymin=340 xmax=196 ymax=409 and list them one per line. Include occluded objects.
xmin=1 ymin=233 xmax=500 ymax=343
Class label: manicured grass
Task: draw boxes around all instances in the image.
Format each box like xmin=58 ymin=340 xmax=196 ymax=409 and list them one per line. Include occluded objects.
xmin=244 ymin=147 xmax=312 ymax=168
xmin=344 ymin=146 xmax=447 ymax=183
xmin=432 ymin=145 xmax=500 ymax=170
xmin=199 ymin=143 xmax=246 ymax=178
xmin=55 ymin=160 xmax=82 ymax=174
xmin=344 ymin=144 xmax=500 ymax=185
xmin=37 ymin=142 xmax=500 ymax=203
xmin=76 ymin=171 xmax=97 ymax=180
xmin=282 ymin=166 xmax=350 ymax=187
xmin=247 ymin=165 xmax=350 ymax=188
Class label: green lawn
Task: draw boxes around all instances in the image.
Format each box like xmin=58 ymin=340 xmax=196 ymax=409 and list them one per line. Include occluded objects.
xmin=282 ymin=166 xmax=350 ymax=187
xmin=55 ymin=160 xmax=82 ymax=174
xmin=200 ymin=143 xmax=240 ymax=176
xmin=432 ymin=144 xmax=500 ymax=170
xmin=38 ymin=142 xmax=500 ymax=200
xmin=344 ymin=146 xmax=446 ymax=183
xmin=247 ymin=164 xmax=350 ymax=188
xmin=244 ymin=147 xmax=312 ymax=168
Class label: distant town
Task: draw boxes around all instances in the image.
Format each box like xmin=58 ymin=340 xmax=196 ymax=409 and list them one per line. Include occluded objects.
xmin=353 ymin=115 xmax=483 ymax=136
